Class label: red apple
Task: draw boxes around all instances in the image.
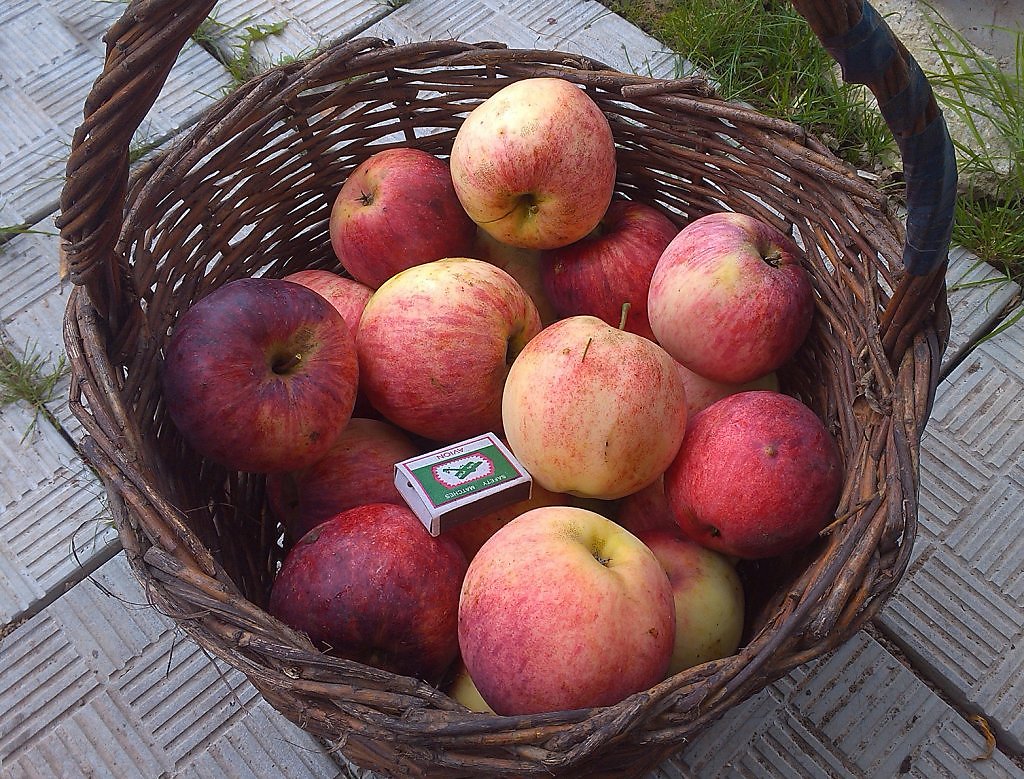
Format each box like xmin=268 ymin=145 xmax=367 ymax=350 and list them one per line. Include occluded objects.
xmin=502 ymin=315 xmax=688 ymax=499
xmin=329 ymin=148 xmax=476 ymax=288
xmin=542 ymin=199 xmax=679 ymax=341
xmin=450 ymin=77 xmax=616 ymax=250
xmin=283 ymin=269 xmax=372 ymax=339
xmin=616 ymin=476 xmax=682 ymax=537
xmin=471 ymin=228 xmax=559 ymax=326
xmin=648 ymin=211 xmax=814 ymax=384
xmin=266 ymin=418 xmax=420 ymax=541
xmin=637 ymin=530 xmax=745 ymax=675
xmin=442 ymin=482 xmax=569 ymax=561
xmin=677 ymin=364 xmax=779 ymax=417
xmin=357 ymin=258 xmax=542 ymax=442
xmin=268 ymin=503 xmax=467 ymax=683
xmin=458 ymin=506 xmax=675 ymax=715
xmin=665 ymin=391 xmax=843 ymax=559
xmin=162 ymin=278 xmax=358 ymax=473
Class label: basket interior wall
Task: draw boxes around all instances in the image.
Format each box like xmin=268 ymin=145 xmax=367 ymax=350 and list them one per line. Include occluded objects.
xmin=111 ymin=61 xmax=905 ymax=607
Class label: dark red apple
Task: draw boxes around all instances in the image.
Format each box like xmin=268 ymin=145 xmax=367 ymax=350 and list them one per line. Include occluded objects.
xmin=266 ymin=417 xmax=420 ymax=541
xmin=268 ymin=503 xmax=468 ymax=682
xmin=329 ymin=148 xmax=477 ymax=288
xmin=161 ymin=278 xmax=358 ymax=473
xmin=541 ymin=199 xmax=679 ymax=341
xmin=664 ymin=391 xmax=842 ymax=559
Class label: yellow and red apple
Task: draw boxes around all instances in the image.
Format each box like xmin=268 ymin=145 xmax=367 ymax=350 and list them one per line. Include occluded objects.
xmin=458 ymin=506 xmax=675 ymax=715
xmin=450 ymin=77 xmax=616 ymax=250
xmin=502 ymin=315 xmax=687 ymax=499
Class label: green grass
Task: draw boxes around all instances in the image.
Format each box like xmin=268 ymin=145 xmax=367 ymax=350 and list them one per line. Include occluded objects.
xmin=923 ymin=9 xmax=1024 ymax=278
xmin=609 ymin=0 xmax=894 ymax=168
xmin=192 ymin=15 xmax=289 ymax=90
xmin=0 ymin=337 xmax=68 ymax=439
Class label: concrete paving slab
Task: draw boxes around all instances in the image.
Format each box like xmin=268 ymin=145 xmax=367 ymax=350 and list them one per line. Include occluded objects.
xmin=203 ymin=0 xmax=391 ymax=68
xmin=0 ymin=400 xmax=115 ymax=622
xmin=0 ymin=0 xmax=231 ymax=225
xmin=944 ymin=244 xmax=1021 ymax=375
xmin=0 ymin=551 xmax=343 ymax=777
xmin=368 ymin=0 xmax=678 ymax=77
xmin=663 ymin=631 xmax=1023 ymax=778
xmin=878 ymin=314 xmax=1024 ymax=753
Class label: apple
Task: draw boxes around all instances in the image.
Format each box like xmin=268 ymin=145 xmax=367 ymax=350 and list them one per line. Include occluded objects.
xmin=665 ymin=391 xmax=843 ymax=559
xmin=266 ymin=417 xmax=421 ymax=541
xmin=542 ymin=199 xmax=679 ymax=341
xmin=648 ymin=211 xmax=814 ymax=384
xmin=616 ymin=476 xmax=682 ymax=538
xmin=442 ymin=482 xmax=568 ymax=561
xmin=458 ymin=506 xmax=675 ymax=715
xmin=450 ymin=77 xmax=616 ymax=250
xmin=357 ymin=258 xmax=542 ymax=442
xmin=502 ymin=315 xmax=687 ymax=499
xmin=268 ymin=503 xmax=467 ymax=683
xmin=283 ymin=269 xmax=372 ymax=339
xmin=329 ymin=148 xmax=477 ymax=288
xmin=162 ymin=278 xmax=358 ymax=473
xmin=637 ymin=530 xmax=745 ymax=676
xmin=282 ymin=269 xmax=379 ymax=418
xmin=471 ymin=228 xmax=559 ymax=325
xmin=677 ymin=364 xmax=779 ymax=417
xmin=446 ymin=659 xmax=495 ymax=713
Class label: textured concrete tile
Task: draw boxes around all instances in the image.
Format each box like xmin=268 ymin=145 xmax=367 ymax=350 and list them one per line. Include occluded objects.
xmin=2 ymin=287 xmax=69 ymax=378
xmin=0 ymin=1 xmax=229 ymax=223
xmin=0 ymin=400 xmax=78 ymax=512
xmin=0 ymin=223 xmax=62 ymax=323
xmin=369 ymin=0 xmax=677 ymax=78
xmin=943 ymin=245 xmax=1020 ymax=374
xmin=0 ymin=400 xmax=114 ymax=621
xmin=0 ymin=552 xmax=343 ymax=777
xmin=204 ymin=0 xmax=389 ymax=66
xmin=0 ymin=218 xmax=87 ymax=442
xmin=878 ymin=314 xmax=1024 ymax=753
xmin=666 ymin=631 xmax=1023 ymax=778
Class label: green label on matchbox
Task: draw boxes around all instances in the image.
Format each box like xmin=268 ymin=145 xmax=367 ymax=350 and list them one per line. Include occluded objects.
xmin=394 ymin=433 xmax=532 ymax=535
xmin=412 ymin=443 xmax=520 ymax=507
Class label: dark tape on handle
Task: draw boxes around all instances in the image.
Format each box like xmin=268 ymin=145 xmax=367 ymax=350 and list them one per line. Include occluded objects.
xmin=821 ymin=0 xmax=957 ymax=276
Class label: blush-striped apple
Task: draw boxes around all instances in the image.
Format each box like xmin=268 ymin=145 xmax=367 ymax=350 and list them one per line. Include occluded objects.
xmin=458 ymin=506 xmax=674 ymax=715
xmin=502 ymin=315 xmax=687 ymax=500
xmin=648 ymin=211 xmax=814 ymax=384
xmin=357 ymin=258 xmax=541 ymax=443
xmin=450 ymin=77 xmax=616 ymax=250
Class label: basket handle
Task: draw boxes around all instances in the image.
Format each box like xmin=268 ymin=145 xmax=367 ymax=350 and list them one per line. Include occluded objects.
xmin=792 ymin=0 xmax=955 ymax=363
xmin=57 ymin=0 xmax=218 ymax=323
xmin=59 ymin=0 xmax=953 ymax=352
xmin=795 ymin=0 xmax=957 ymax=275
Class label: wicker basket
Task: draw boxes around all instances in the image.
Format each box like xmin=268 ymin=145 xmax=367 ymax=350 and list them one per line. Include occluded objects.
xmin=58 ymin=0 xmax=954 ymax=775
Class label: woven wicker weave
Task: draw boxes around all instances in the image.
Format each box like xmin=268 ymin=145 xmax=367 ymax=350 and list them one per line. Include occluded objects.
xmin=58 ymin=0 xmax=953 ymax=775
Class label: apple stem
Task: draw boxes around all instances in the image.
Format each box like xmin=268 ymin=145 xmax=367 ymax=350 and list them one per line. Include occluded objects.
xmin=618 ymin=302 xmax=631 ymax=331
xmin=762 ymin=249 xmax=783 ymax=268
xmin=581 ymin=337 xmax=593 ymax=362
xmin=273 ymin=352 xmax=303 ymax=374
